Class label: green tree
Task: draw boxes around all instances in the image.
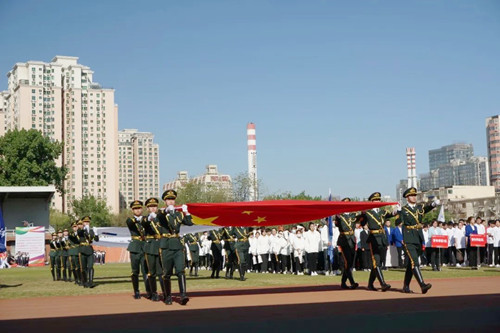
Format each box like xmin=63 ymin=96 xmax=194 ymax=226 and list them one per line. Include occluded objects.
xmin=49 ymin=208 xmax=73 ymax=231
xmin=176 ymin=182 xmax=233 ymax=204
xmin=422 ymin=206 xmax=452 ymax=225
xmin=0 ymin=129 xmax=68 ymax=193
xmin=232 ymin=172 xmax=263 ymax=202
xmin=111 ymin=209 xmax=133 ymax=227
xmin=71 ymin=195 xmax=112 ymax=227
xmin=263 ymin=190 xmax=323 ymax=201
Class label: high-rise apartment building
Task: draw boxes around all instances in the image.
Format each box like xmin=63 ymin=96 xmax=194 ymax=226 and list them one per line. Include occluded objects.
xmin=118 ymin=129 xmax=159 ymax=210
xmin=163 ymin=165 xmax=232 ymax=193
xmin=0 ymin=91 xmax=8 ymax=136
xmin=429 ymin=144 xmax=474 ymax=171
xmin=1 ymin=56 xmax=119 ymax=213
xmin=486 ymin=115 xmax=500 ymax=191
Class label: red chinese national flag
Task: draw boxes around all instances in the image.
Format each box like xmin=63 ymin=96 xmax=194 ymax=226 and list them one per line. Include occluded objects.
xmin=186 ymin=200 xmax=396 ymax=227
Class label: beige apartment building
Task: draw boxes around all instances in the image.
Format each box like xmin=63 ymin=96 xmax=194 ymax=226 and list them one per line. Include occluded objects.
xmin=486 ymin=115 xmax=500 ymax=191
xmin=1 ymin=56 xmax=119 ymax=214
xmin=118 ymin=129 xmax=159 ymax=210
xmin=163 ymin=165 xmax=232 ymax=193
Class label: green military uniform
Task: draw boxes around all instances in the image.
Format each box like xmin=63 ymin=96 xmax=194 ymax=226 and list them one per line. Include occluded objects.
xmin=232 ymin=227 xmax=250 ymax=281
xmin=68 ymin=222 xmax=82 ymax=285
xmin=335 ymin=198 xmax=359 ymax=289
xmin=49 ymin=233 xmax=59 ymax=281
xmin=126 ymin=200 xmax=149 ymax=299
xmin=208 ymin=229 xmax=223 ymax=278
xmin=54 ymin=232 xmax=63 ymax=281
xmin=359 ymin=192 xmax=392 ymax=291
xmin=142 ymin=197 xmax=163 ymax=301
xmin=60 ymin=230 xmax=70 ymax=281
xmin=157 ymin=189 xmax=193 ymax=305
xmin=397 ymin=187 xmax=435 ymax=294
xmin=78 ymin=216 xmax=99 ymax=288
xmin=221 ymin=227 xmax=237 ymax=279
xmin=184 ymin=233 xmax=200 ymax=276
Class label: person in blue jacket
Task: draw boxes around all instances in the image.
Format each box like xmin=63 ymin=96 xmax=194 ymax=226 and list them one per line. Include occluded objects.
xmin=392 ymin=220 xmax=404 ymax=268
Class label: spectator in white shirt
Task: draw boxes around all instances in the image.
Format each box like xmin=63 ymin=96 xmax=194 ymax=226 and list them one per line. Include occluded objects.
xmin=476 ymin=218 xmax=487 ymax=265
xmin=304 ymin=223 xmax=321 ymax=276
xmin=493 ymin=220 xmax=500 ymax=267
xmin=446 ymin=222 xmax=456 ymax=266
xmin=292 ymin=229 xmax=305 ymax=275
xmin=454 ymin=220 xmax=466 ymax=267
xmin=319 ymin=222 xmax=331 ymax=274
xmin=277 ymin=231 xmax=290 ymax=273
xmin=257 ymin=230 xmax=270 ymax=273
xmin=487 ymin=220 xmax=496 ymax=267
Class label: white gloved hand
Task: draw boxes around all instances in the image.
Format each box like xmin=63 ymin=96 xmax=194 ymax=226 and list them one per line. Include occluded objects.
xmin=167 ymin=205 xmax=175 ymax=212
xmin=149 ymin=212 xmax=157 ymax=220
xmin=182 ymin=204 xmax=189 ymax=215
xmin=393 ymin=203 xmax=401 ymax=214
xmin=432 ymin=198 xmax=441 ymax=207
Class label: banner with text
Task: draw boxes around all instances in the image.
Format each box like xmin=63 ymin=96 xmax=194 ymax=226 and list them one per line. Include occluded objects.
xmin=470 ymin=234 xmax=487 ymax=247
xmin=15 ymin=227 xmax=45 ymax=266
xmin=431 ymin=235 xmax=449 ymax=248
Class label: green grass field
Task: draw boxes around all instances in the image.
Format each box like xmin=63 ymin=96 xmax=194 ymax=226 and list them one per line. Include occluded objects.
xmin=1 ymin=264 xmax=499 ymax=300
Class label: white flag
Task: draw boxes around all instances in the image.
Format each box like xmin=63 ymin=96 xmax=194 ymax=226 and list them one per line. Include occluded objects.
xmin=437 ymin=204 xmax=445 ymax=222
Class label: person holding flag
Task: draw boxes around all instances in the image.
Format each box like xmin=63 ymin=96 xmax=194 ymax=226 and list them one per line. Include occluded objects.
xmin=396 ymin=187 xmax=438 ymax=294
xmin=334 ymin=198 xmax=359 ymax=289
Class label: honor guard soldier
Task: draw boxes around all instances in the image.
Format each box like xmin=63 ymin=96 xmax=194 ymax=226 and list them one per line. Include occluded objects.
xmin=126 ymin=200 xmax=149 ymax=299
xmin=55 ymin=230 xmax=64 ymax=280
xmin=142 ymin=197 xmax=163 ymax=301
xmin=208 ymin=229 xmax=223 ymax=278
xmin=221 ymin=227 xmax=237 ymax=279
xmin=397 ymin=187 xmax=437 ymax=294
xmin=232 ymin=226 xmax=250 ymax=281
xmin=184 ymin=233 xmax=200 ymax=277
xmin=68 ymin=222 xmax=82 ymax=285
xmin=358 ymin=192 xmax=397 ymax=291
xmin=335 ymin=198 xmax=359 ymax=289
xmin=61 ymin=229 xmax=70 ymax=281
xmin=78 ymin=216 xmax=99 ymax=288
xmin=157 ymin=189 xmax=194 ymax=305
xmin=49 ymin=232 xmax=59 ymax=281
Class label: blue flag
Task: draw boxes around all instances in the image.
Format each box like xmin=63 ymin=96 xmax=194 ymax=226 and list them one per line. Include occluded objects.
xmin=0 ymin=206 xmax=6 ymax=253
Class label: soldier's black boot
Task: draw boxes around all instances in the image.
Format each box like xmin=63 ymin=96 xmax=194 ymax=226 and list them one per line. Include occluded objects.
xmin=131 ymin=274 xmax=141 ymax=299
xmin=340 ymin=272 xmax=349 ymax=289
xmin=163 ymin=277 xmax=172 ymax=305
xmin=194 ymin=265 xmax=199 ymax=277
xmin=225 ymin=264 xmax=231 ymax=279
xmin=413 ymin=267 xmax=432 ymax=294
xmin=375 ymin=267 xmax=391 ymax=292
xmin=74 ymin=269 xmax=81 ymax=285
xmin=159 ymin=275 xmax=166 ymax=299
xmin=88 ymin=268 xmax=96 ymax=288
xmin=348 ymin=271 xmax=359 ymax=289
xmin=229 ymin=265 xmax=235 ymax=279
xmin=239 ymin=264 xmax=246 ymax=281
xmin=150 ymin=276 xmax=159 ymax=302
xmin=367 ymin=269 xmax=377 ymax=291
xmin=403 ymin=266 xmax=414 ymax=293
xmin=56 ymin=268 xmax=61 ymax=281
xmin=63 ymin=268 xmax=67 ymax=282
xmin=81 ymin=270 xmax=88 ymax=288
xmin=67 ymin=268 xmax=72 ymax=282
xmin=178 ymin=274 xmax=189 ymax=305
xmin=189 ymin=265 xmax=193 ymax=277
xmin=144 ymin=276 xmax=152 ymax=299
xmin=51 ymin=268 xmax=56 ymax=281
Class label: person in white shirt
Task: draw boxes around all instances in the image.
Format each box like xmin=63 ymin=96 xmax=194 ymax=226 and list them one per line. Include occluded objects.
xmin=454 ymin=220 xmax=466 ymax=267
xmin=269 ymin=228 xmax=281 ymax=273
xmin=446 ymin=222 xmax=456 ymax=266
xmin=303 ymin=223 xmax=321 ymax=276
xmin=354 ymin=222 xmax=362 ymax=271
xmin=292 ymin=229 xmax=305 ymax=275
xmin=476 ymin=218 xmax=487 ymax=265
xmin=248 ymin=232 xmax=258 ymax=272
xmin=486 ymin=220 xmax=496 ymax=267
xmin=257 ymin=230 xmax=270 ymax=273
xmin=428 ymin=220 xmax=442 ymax=271
xmin=493 ymin=220 xmax=500 ymax=267
xmin=331 ymin=223 xmax=341 ymax=275
xmin=277 ymin=231 xmax=290 ymax=273
xmin=319 ymin=222 xmax=331 ymax=275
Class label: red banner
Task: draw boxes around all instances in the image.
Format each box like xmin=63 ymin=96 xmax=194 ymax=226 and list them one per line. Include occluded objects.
xmin=431 ymin=235 xmax=448 ymax=248
xmin=470 ymin=234 xmax=487 ymax=247
xmin=186 ymin=200 xmax=396 ymax=227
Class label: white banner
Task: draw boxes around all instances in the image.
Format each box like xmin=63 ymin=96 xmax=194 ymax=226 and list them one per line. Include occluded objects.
xmin=15 ymin=226 xmax=46 ymax=266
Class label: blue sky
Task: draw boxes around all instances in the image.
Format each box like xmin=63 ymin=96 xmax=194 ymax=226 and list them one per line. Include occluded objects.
xmin=1 ymin=1 xmax=499 ymax=199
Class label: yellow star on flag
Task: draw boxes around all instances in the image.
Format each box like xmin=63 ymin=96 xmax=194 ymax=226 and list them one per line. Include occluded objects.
xmin=191 ymin=215 xmax=219 ymax=226
xmin=242 ymin=211 xmax=253 ymax=215
xmin=254 ymin=216 xmax=267 ymax=223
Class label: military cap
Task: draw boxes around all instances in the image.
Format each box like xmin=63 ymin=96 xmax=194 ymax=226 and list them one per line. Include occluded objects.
xmin=403 ymin=187 xmax=418 ymax=198
xmin=77 ymin=220 xmax=83 ymax=225
xmin=130 ymin=200 xmax=143 ymax=209
xmin=368 ymin=192 xmax=381 ymax=201
xmin=341 ymin=197 xmax=351 ymax=202
xmin=63 ymin=228 xmax=68 ymax=232
xmin=57 ymin=229 xmax=63 ymax=233
xmin=145 ymin=197 xmax=159 ymax=207
xmin=51 ymin=232 xmax=57 ymax=236
xmin=71 ymin=222 xmax=77 ymax=227
xmin=82 ymin=216 xmax=91 ymax=223
xmin=162 ymin=189 xmax=177 ymax=200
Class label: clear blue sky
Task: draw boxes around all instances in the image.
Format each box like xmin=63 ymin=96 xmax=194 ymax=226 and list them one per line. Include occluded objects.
xmin=1 ymin=1 xmax=499 ymax=199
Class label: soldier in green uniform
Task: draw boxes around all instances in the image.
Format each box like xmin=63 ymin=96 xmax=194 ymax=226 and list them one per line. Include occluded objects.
xmin=49 ymin=232 xmax=59 ymax=281
xmin=208 ymin=229 xmax=223 ymax=278
xmin=157 ymin=189 xmax=193 ymax=305
xmin=232 ymin=227 xmax=250 ymax=281
xmin=55 ymin=230 xmax=64 ymax=281
xmin=60 ymin=229 xmax=70 ymax=282
xmin=358 ymin=192 xmax=397 ymax=291
xmin=397 ymin=187 xmax=437 ymax=294
xmin=68 ymin=222 xmax=82 ymax=285
xmin=142 ymin=197 xmax=163 ymax=301
xmin=221 ymin=227 xmax=237 ymax=279
xmin=126 ymin=200 xmax=149 ymax=299
xmin=78 ymin=216 xmax=99 ymax=288
xmin=335 ymin=198 xmax=359 ymax=289
xmin=185 ymin=233 xmax=200 ymax=277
